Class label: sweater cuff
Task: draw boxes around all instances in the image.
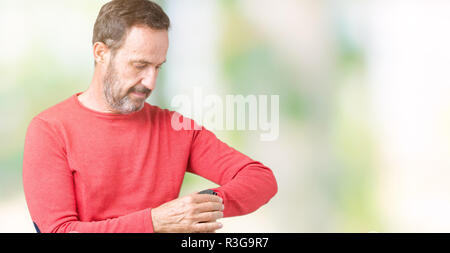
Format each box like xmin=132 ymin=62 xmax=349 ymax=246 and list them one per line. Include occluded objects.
xmin=210 ymin=188 xmax=223 ymax=199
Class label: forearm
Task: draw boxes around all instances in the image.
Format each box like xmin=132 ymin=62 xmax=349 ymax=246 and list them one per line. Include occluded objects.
xmin=211 ymin=164 xmax=278 ymax=217
xmin=187 ymin=125 xmax=278 ymax=218
xmin=45 ymin=208 xmax=154 ymax=233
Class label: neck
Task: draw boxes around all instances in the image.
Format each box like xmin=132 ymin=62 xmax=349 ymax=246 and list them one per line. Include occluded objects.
xmin=78 ymin=68 xmax=117 ymax=114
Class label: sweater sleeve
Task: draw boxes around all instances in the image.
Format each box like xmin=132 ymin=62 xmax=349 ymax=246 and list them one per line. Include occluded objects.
xmin=186 ymin=126 xmax=278 ymax=217
xmin=22 ymin=118 xmax=154 ymax=233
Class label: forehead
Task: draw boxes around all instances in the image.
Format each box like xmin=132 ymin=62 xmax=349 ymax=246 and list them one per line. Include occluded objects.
xmin=116 ymin=25 xmax=169 ymax=62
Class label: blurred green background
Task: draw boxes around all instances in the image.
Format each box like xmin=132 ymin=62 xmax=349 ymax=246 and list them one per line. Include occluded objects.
xmin=2 ymin=0 xmax=450 ymax=232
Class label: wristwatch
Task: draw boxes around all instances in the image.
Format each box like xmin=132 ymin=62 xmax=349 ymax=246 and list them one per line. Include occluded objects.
xmin=198 ymin=189 xmax=218 ymax=196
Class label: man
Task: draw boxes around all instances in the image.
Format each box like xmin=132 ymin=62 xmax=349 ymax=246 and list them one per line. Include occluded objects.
xmin=22 ymin=0 xmax=277 ymax=233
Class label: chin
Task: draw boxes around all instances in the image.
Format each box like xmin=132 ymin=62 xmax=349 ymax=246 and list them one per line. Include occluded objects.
xmin=123 ymin=101 xmax=145 ymax=114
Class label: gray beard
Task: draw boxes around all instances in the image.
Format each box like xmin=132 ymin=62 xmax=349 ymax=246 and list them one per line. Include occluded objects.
xmin=103 ymin=62 xmax=145 ymax=114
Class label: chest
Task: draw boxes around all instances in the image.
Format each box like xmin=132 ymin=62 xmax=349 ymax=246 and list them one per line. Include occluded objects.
xmin=64 ymin=122 xmax=191 ymax=201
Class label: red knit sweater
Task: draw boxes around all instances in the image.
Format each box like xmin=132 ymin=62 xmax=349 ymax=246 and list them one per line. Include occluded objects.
xmin=22 ymin=93 xmax=277 ymax=233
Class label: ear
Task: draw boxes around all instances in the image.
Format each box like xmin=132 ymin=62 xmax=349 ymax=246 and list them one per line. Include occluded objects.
xmin=93 ymin=42 xmax=110 ymax=65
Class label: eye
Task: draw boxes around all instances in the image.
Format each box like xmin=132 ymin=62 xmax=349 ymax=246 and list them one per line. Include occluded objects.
xmin=135 ymin=65 xmax=146 ymax=70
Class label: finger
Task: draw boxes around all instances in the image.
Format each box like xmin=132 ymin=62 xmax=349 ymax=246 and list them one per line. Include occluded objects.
xmin=191 ymin=193 xmax=223 ymax=204
xmin=202 ymin=229 xmax=218 ymax=234
xmin=195 ymin=211 xmax=224 ymax=223
xmin=195 ymin=202 xmax=224 ymax=213
xmin=192 ymin=222 xmax=223 ymax=233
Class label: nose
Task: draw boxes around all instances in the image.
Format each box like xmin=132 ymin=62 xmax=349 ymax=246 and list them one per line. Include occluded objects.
xmin=141 ymin=67 xmax=158 ymax=91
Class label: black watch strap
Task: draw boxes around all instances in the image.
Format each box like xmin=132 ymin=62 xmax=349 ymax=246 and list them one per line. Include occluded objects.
xmin=198 ymin=189 xmax=218 ymax=196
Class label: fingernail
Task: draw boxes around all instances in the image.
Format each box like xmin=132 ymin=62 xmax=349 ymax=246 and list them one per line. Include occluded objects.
xmin=218 ymin=223 xmax=223 ymax=228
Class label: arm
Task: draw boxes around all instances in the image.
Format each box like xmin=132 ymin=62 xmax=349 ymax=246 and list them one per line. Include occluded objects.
xmin=22 ymin=118 xmax=153 ymax=233
xmin=187 ymin=126 xmax=278 ymax=217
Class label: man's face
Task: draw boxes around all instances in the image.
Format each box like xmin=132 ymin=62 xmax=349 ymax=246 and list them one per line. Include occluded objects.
xmin=103 ymin=25 xmax=169 ymax=114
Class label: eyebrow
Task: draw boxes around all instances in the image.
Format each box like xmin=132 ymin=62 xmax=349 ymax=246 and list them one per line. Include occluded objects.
xmin=131 ymin=59 xmax=167 ymax=66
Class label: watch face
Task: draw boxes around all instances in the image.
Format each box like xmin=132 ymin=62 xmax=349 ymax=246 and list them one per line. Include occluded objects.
xmin=198 ymin=189 xmax=217 ymax=196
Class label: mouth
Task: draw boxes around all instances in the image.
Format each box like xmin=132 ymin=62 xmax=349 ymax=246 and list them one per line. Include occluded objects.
xmin=131 ymin=91 xmax=147 ymax=98
xmin=130 ymin=90 xmax=149 ymax=99
xmin=127 ymin=85 xmax=152 ymax=100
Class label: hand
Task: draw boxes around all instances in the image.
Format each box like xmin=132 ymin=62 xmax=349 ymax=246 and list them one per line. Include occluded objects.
xmin=151 ymin=193 xmax=224 ymax=233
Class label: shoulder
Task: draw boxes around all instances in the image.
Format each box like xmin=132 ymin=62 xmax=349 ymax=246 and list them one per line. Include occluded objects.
xmin=25 ymin=96 xmax=75 ymax=149
xmin=27 ymin=94 xmax=78 ymax=136
xmin=144 ymin=103 xmax=203 ymax=130
xmin=34 ymin=94 xmax=76 ymax=123
xmin=144 ymin=102 xmax=173 ymax=117
xmin=143 ymin=102 xmax=184 ymax=122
